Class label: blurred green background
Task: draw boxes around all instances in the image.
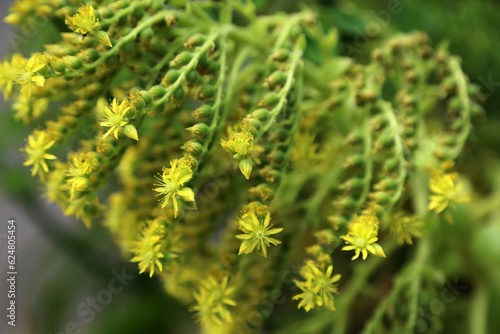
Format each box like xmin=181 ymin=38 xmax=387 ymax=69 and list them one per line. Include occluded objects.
xmin=1 ymin=0 xmax=499 ymax=333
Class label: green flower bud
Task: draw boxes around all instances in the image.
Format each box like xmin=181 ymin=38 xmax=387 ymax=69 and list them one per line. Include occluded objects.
xmin=371 ymin=115 xmax=388 ymax=130
xmin=164 ymin=13 xmax=177 ymax=26
xmin=186 ymin=69 xmax=199 ymax=85
xmin=370 ymin=192 xmax=392 ymax=205
xmin=171 ymin=86 xmax=185 ymax=104
xmin=247 ymin=118 xmax=262 ymax=131
xmin=375 ymin=133 xmax=395 ymax=149
xmin=170 ymin=51 xmax=192 ymax=67
xmin=205 ymin=61 xmax=219 ymax=75
xmin=375 ymin=178 xmax=399 ymax=191
xmin=193 ymin=105 xmax=213 ymax=119
xmin=251 ymin=108 xmax=270 ymax=121
xmin=181 ymin=140 xmax=203 ymax=156
xmin=83 ymin=49 xmax=99 ymax=62
xmin=269 ymin=150 xmax=285 ymax=165
xmin=96 ymin=31 xmax=112 ymax=47
xmin=443 ymin=136 xmax=457 ymax=147
xmin=64 ymin=56 xmax=83 ymax=70
xmin=140 ymin=91 xmax=153 ymax=105
xmin=384 ymin=158 xmax=399 ymax=172
xmin=132 ymin=6 xmax=144 ymax=18
xmin=266 ymin=71 xmax=286 ymax=88
xmin=199 ymin=84 xmax=216 ymax=99
xmin=149 ymin=85 xmax=166 ymax=99
xmin=345 ymin=130 xmax=364 ymax=146
xmin=187 ymin=123 xmax=209 ymax=137
xmin=140 ymin=27 xmax=154 ymax=42
xmin=112 ymin=0 xmax=130 ymax=9
xmin=123 ymin=124 xmax=139 ymax=141
xmin=50 ymin=57 xmax=66 ymax=73
xmin=259 ymin=92 xmax=279 ymax=109
xmin=184 ymin=33 xmax=206 ymax=48
xmin=470 ymin=103 xmax=483 ymax=117
xmin=341 ymin=178 xmax=365 ymax=191
xmin=239 ymin=159 xmax=253 ymax=180
xmin=270 ymin=49 xmax=290 ymax=62
xmin=164 ymin=69 xmax=180 ymax=85
xmin=345 ymin=154 xmax=365 ymax=169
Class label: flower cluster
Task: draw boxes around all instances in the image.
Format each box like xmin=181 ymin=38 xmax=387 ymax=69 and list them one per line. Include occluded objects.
xmin=131 ymin=218 xmax=180 ymax=277
xmin=293 ymin=261 xmax=341 ymax=311
xmin=428 ymin=165 xmax=470 ymax=213
xmin=191 ymin=276 xmax=236 ymax=328
xmin=65 ymin=4 xmax=99 ymax=36
xmin=341 ymin=206 xmax=386 ymax=261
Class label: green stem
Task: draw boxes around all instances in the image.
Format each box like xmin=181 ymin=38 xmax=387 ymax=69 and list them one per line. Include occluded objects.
xmin=68 ymin=10 xmax=170 ymax=77
xmin=257 ymin=43 xmax=303 ymax=141
xmin=448 ymin=57 xmax=472 ymax=160
xmin=469 ymin=282 xmax=488 ymax=334
xmin=380 ymin=100 xmax=407 ymax=213
xmin=149 ymin=31 xmax=219 ymax=109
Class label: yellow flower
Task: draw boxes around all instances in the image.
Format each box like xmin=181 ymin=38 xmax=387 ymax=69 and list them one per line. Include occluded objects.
xmin=0 ymin=58 xmax=17 ymax=100
xmin=293 ymin=261 xmax=341 ymax=311
xmin=341 ymin=209 xmax=386 ymax=260
xmin=191 ymin=276 xmax=236 ymax=327
xmin=388 ymin=213 xmax=423 ymax=245
xmin=22 ymin=131 xmax=56 ymax=176
xmin=131 ymin=219 xmax=180 ymax=277
xmin=66 ymin=153 xmax=95 ymax=199
xmin=65 ymin=4 xmax=99 ymax=35
xmin=11 ymin=53 xmax=48 ymax=96
xmin=428 ymin=171 xmax=470 ymax=213
xmin=236 ymin=211 xmax=283 ymax=257
xmin=220 ymin=121 xmax=255 ymax=158
xmin=154 ymin=158 xmax=195 ymax=217
xmin=99 ymin=98 xmax=132 ymax=139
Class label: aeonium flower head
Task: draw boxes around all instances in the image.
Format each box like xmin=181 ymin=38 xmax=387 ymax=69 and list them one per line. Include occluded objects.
xmin=341 ymin=205 xmax=386 ymax=260
xmin=21 ymin=130 xmax=56 ymax=176
xmin=99 ymin=98 xmax=132 ymax=140
xmin=428 ymin=166 xmax=470 ymax=213
xmin=236 ymin=210 xmax=283 ymax=257
xmin=11 ymin=53 xmax=48 ymax=96
xmin=65 ymin=4 xmax=99 ymax=36
xmin=191 ymin=276 xmax=236 ymax=327
xmin=220 ymin=120 xmax=255 ymax=158
xmin=154 ymin=158 xmax=196 ymax=217
xmin=293 ymin=260 xmax=341 ymax=311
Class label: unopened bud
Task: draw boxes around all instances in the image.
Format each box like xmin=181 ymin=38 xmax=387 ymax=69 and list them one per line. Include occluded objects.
xmin=184 ymin=34 xmax=206 ymax=48
xmin=239 ymin=159 xmax=253 ymax=180
xmin=187 ymin=123 xmax=209 ymax=137
xmin=63 ymin=56 xmax=83 ymax=70
xmin=123 ymin=124 xmax=138 ymax=141
xmin=96 ymin=31 xmax=112 ymax=47
xmin=259 ymin=92 xmax=279 ymax=108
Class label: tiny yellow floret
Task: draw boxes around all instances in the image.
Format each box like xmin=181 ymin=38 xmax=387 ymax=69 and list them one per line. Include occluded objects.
xmin=22 ymin=131 xmax=56 ymax=176
xmin=65 ymin=4 xmax=99 ymax=35
xmin=191 ymin=276 xmax=236 ymax=327
xmin=341 ymin=207 xmax=386 ymax=260
xmin=236 ymin=211 xmax=283 ymax=257
xmin=293 ymin=261 xmax=341 ymax=311
xmin=154 ymin=158 xmax=195 ymax=217
xmin=99 ymin=98 xmax=132 ymax=139
xmin=428 ymin=170 xmax=470 ymax=213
